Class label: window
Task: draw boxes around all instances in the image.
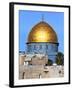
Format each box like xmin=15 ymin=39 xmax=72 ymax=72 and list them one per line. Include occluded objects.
xmin=24 ymin=61 xmax=28 ymax=66
xmin=59 ymin=70 xmax=61 ymax=74
xmin=22 ymin=72 xmax=25 ymax=79
xmin=39 ymin=74 xmax=42 ymax=78
xmin=40 ymin=45 xmax=42 ymax=49
xmin=46 ymin=45 xmax=48 ymax=49
xmin=34 ymin=45 xmax=36 ymax=49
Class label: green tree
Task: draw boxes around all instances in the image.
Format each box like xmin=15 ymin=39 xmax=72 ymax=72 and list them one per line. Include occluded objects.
xmin=47 ymin=59 xmax=53 ymax=66
xmin=55 ymin=52 xmax=64 ymax=65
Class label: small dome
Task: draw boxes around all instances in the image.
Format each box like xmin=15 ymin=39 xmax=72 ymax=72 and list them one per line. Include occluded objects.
xmin=28 ymin=21 xmax=58 ymax=43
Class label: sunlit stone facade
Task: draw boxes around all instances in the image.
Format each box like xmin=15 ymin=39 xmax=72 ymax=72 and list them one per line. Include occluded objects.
xmin=19 ymin=54 xmax=64 ymax=79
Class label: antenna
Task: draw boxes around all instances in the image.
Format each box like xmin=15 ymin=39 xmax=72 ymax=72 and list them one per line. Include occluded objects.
xmin=42 ymin=14 xmax=44 ymax=21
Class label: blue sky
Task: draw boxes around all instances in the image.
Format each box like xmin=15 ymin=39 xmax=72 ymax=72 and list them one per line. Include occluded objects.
xmin=19 ymin=10 xmax=64 ymax=53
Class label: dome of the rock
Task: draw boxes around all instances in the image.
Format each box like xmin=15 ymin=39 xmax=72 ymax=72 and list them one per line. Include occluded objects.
xmin=28 ymin=21 xmax=58 ymax=43
xmin=26 ymin=21 xmax=59 ymax=63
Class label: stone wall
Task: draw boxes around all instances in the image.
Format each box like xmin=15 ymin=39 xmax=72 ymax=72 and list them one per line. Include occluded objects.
xmin=19 ymin=54 xmax=64 ymax=79
xmin=19 ymin=54 xmax=48 ymax=66
xmin=31 ymin=56 xmax=48 ymax=65
xmin=19 ymin=65 xmax=64 ymax=79
xmin=19 ymin=54 xmax=26 ymax=65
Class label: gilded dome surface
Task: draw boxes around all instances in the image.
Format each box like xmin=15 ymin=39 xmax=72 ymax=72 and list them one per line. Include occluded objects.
xmin=28 ymin=21 xmax=58 ymax=43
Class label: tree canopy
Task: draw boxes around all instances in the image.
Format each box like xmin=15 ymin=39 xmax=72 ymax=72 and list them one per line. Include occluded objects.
xmin=55 ymin=52 xmax=64 ymax=65
xmin=47 ymin=59 xmax=53 ymax=66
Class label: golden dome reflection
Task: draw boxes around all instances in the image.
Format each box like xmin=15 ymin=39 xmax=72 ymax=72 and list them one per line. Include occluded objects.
xmin=28 ymin=21 xmax=58 ymax=43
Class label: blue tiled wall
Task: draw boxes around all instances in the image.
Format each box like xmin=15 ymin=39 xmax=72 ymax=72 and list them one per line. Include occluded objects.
xmin=26 ymin=43 xmax=58 ymax=63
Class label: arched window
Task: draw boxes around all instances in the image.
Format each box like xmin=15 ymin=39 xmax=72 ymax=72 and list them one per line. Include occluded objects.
xmin=39 ymin=45 xmax=42 ymax=49
xmin=34 ymin=45 xmax=36 ymax=50
xmin=39 ymin=74 xmax=42 ymax=78
xmin=22 ymin=72 xmax=25 ymax=79
xmin=46 ymin=45 xmax=48 ymax=49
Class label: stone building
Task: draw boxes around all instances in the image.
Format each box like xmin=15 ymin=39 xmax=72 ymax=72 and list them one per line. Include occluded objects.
xmin=26 ymin=21 xmax=59 ymax=63
xmin=19 ymin=53 xmax=64 ymax=79
xmin=19 ymin=20 xmax=64 ymax=79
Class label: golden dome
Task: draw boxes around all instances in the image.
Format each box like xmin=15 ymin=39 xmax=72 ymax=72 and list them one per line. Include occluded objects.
xmin=28 ymin=21 xmax=58 ymax=43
